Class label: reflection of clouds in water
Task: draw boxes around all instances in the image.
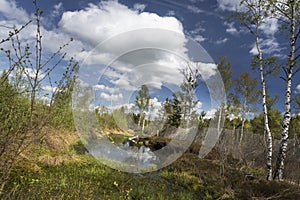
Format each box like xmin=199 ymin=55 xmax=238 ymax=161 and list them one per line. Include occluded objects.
xmin=72 ymin=28 xmax=226 ymax=173
xmin=89 ymin=141 xmax=157 ymax=171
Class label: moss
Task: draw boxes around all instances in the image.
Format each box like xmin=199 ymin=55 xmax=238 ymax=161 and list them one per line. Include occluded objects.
xmin=69 ymin=140 xmax=88 ymax=155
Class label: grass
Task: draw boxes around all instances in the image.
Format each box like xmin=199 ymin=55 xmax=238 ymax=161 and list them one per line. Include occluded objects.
xmin=4 ymin=155 xmax=209 ymax=199
xmin=2 ymin=129 xmax=300 ymax=200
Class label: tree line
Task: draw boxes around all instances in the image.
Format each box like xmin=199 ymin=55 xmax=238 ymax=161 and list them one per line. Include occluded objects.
xmin=0 ymin=1 xmax=299 ymax=195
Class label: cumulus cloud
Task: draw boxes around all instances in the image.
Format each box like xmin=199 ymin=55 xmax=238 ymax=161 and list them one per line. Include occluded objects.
xmin=196 ymin=62 xmax=218 ymax=81
xmin=93 ymin=84 xmax=119 ymax=93
xmin=190 ymin=23 xmax=205 ymax=35
xmin=224 ymin=22 xmax=240 ymax=35
xmin=193 ymin=35 xmax=206 ymax=43
xmin=249 ymin=38 xmax=284 ymax=55
xmin=166 ymin=10 xmax=175 ymax=16
xmin=217 ymin=0 xmax=242 ymax=12
xmin=0 ymin=0 xmax=83 ymax=67
xmin=0 ymin=0 xmax=219 ymax=113
xmin=295 ymin=84 xmax=300 ymax=94
xmin=52 ymin=2 xmax=63 ymax=17
xmin=100 ymin=92 xmax=123 ymax=102
xmin=133 ymin=3 xmax=146 ymax=12
xmin=215 ymin=38 xmax=228 ymax=45
xmin=0 ymin=0 xmax=29 ymax=23
xmin=59 ymin=1 xmax=184 ymax=47
xmin=59 ymin=0 xmax=217 ymax=107
xmin=146 ymin=97 xmax=163 ymax=119
xmin=204 ymin=108 xmax=217 ymax=119
xmin=42 ymin=85 xmax=57 ymax=92
xmin=187 ymin=5 xmax=203 ymax=14
xmin=259 ymin=17 xmax=278 ymax=36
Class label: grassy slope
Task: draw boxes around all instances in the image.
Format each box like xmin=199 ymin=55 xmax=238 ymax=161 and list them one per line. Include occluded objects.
xmin=3 ymin=128 xmax=300 ymax=200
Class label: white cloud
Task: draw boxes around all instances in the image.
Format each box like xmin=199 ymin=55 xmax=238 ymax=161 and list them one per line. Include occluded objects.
xmin=249 ymin=38 xmax=283 ymax=56
xmin=190 ymin=23 xmax=205 ymax=35
xmin=133 ymin=3 xmax=146 ymax=12
xmin=52 ymin=2 xmax=63 ymax=17
xmin=58 ymin=1 xmax=219 ymax=96
xmin=0 ymin=0 xmax=218 ymax=109
xmin=217 ymin=0 xmax=243 ymax=12
xmin=204 ymin=108 xmax=217 ymax=119
xmin=187 ymin=5 xmax=203 ymax=14
xmin=259 ymin=17 xmax=278 ymax=36
xmin=193 ymin=35 xmax=206 ymax=42
xmin=192 ymin=101 xmax=203 ymax=115
xmin=215 ymin=38 xmax=228 ymax=45
xmin=189 ymin=0 xmax=205 ymax=2
xmin=42 ymin=85 xmax=57 ymax=92
xmin=0 ymin=0 xmax=29 ymax=23
xmin=100 ymin=92 xmax=123 ymax=102
xmin=59 ymin=1 xmax=184 ymax=48
xmin=146 ymin=97 xmax=163 ymax=119
xmin=106 ymin=103 xmax=135 ymax=112
xmin=295 ymin=84 xmax=300 ymax=94
xmin=196 ymin=62 xmax=217 ymax=81
xmin=38 ymin=96 xmax=51 ymax=105
xmin=166 ymin=10 xmax=175 ymax=16
xmin=93 ymin=84 xmax=119 ymax=93
xmin=224 ymin=22 xmax=239 ymax=35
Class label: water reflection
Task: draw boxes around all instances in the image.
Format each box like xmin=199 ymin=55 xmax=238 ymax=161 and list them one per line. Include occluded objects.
xmin=88 ymin=139 xmax=157 ymax=172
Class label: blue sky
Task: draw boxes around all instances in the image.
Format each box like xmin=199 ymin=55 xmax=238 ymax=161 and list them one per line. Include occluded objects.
xmin=0 ymin=0 xmax=299 ymax=117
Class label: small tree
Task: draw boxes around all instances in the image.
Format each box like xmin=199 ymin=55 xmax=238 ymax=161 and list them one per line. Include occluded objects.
xmin=233 ymin=72 xmax=259 ymax=146
xmin=166 ymin=94 xmax=182 ymax=128
xmin=208 ymin=57 xmax=233 ymax=134
xmin=177 ymin=66 xmax=200 ymax=126
xmin=0 ymin=1 xmax=77 ymax=194
xmin=135 ymin=84 xmax=150 ymax=133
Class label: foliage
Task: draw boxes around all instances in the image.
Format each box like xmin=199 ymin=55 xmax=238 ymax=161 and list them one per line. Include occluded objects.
xmin=165 ymin=94 xmax=182 ymax=128
xmin=135 ymin=84 xmax=150 ymax=131
xmin=250 ymin=108 xmax=283 ymax=139
xmin=0 ymin=1 xmax=77 ymax=193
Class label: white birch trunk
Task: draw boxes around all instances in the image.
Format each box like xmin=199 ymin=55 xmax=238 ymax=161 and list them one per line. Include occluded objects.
xmin=217 ymin=105 xmax=223 ymax=135
xmin=274 ymin=2 xmax=296 ymax=181
xmin=239 ymin=118 xmax=245 ymax=146
xmin=142 ymin=114 xmax=146 ymax=133
xmin=239 ymin=98 xmax=247 ymax=146
xmin=255 ymin=28 xmax=273 ymax=181
xmin=138 ymin=114 xmax=142 ymax=128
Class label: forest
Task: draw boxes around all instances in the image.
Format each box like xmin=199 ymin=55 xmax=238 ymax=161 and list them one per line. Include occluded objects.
xmin=0 ymin=0 xmax=300 ymax=199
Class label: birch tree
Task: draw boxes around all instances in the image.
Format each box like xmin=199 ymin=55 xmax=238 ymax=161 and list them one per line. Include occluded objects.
xmin=135 ymin=84 xmax=150 ymax=133
xmin=268 ymin=0 xmax=300 ymax=181
xmin=233 ymin=72 xmax=259 ymax=146
xmin=177 ymin=66 xmax=200 ymax=126
xmin=238 ymin=0 xmax=274 ymax=180
xmin=207 ymin=57 xmax=233 ymax=134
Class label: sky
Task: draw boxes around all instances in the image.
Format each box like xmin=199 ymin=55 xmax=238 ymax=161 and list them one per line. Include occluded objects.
xmin=0 ymin=0 xmax=299 ymax=118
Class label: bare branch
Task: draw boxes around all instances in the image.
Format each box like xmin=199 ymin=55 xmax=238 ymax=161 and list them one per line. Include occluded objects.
xmin=0 ymin=20 xmax=32 ymax=45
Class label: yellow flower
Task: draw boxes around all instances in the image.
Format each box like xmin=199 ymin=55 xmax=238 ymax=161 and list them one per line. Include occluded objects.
xmin=113 ymin=181 xmax=118 ymax=187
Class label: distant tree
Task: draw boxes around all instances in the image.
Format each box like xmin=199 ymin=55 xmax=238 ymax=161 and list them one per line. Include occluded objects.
xmin=251 ymin=95 xmax=283 ymax=140
xmin=177 ymin=65 xmax=200 ymax=126
xmin=167 ymin=94 xmax=182 ymax=128
xmin=135 ymin=84 xmax=150 ymax=133
xmin=199 ymin=111 xmax=209 ymax=128
xmin=233 ymin=72 xmax=259 ymax=146
xmin=209 ymin=57 xmax=233 ymax=134
xmin=50 ymin=59 xmax=78 ymax=130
